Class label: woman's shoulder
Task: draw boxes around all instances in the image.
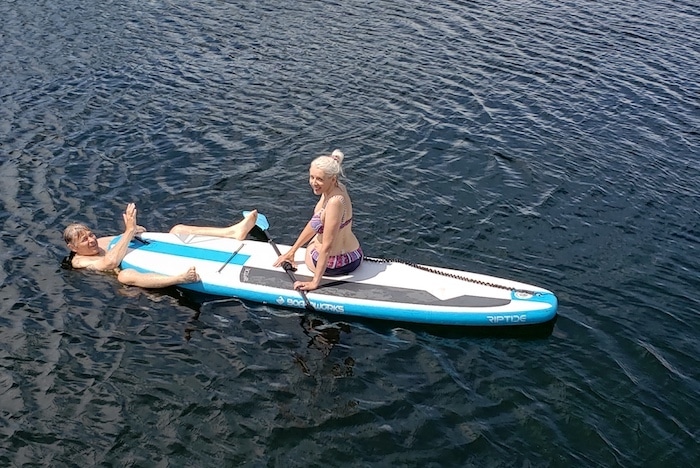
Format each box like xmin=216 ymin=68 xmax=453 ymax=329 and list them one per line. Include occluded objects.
xmin=71 ymin=253 xmax=102 ymax=270
xmin=326 ymin=194 xmax=349 ymax=209
xmin=330 ymin=188 xmax=352 ymax=202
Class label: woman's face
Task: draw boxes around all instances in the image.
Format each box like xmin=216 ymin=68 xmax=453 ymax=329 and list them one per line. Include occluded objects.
xmin=309 ymin=165 xmax=335 ymax=195
xmin=69 ymin=229 xmax=99 ymax=255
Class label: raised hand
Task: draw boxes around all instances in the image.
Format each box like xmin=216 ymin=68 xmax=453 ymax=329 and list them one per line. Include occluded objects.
xmin=122 ymin=203 xmax=138 ymax=233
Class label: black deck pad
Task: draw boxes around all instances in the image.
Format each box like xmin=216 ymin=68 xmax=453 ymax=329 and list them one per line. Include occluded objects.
xmin=241 ymin=267 xmax=510 ymax=308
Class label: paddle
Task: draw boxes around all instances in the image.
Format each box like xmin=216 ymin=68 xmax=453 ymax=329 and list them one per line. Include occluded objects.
xmin=244 ymin=211 xmax=316 ymax=312
xmin=134 ymin=235 xmax=150 ymax=245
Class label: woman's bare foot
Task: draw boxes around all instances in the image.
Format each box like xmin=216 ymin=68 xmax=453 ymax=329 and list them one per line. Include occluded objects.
xmin=179 ymin=266 xmax=200 ymax=284
xmin=231 ymin=209 xmax=258 ymax=240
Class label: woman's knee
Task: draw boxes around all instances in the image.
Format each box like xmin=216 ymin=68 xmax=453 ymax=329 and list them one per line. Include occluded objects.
xmin=117 ymin=269 xmax=140 ymax=285
xmin=305 ymin=248 xmax=316 ymax=272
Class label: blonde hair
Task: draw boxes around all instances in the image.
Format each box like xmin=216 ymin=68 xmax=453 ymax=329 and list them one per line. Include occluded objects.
xmin=311 ymin=149 xmax=345 ymax=179
xmin=63 ymin=223 xmax=90 ymax=245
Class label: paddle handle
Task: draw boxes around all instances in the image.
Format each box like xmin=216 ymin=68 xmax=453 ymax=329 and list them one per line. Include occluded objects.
xmin=134 ymin=235 xmax=150 ymax=245
xmin=268 ymin=240 xmax=296 ymax=272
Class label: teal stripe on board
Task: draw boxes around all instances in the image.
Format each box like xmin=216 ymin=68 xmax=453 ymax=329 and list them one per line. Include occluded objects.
xmin=111 ymin=236 xmax=250 ymax=265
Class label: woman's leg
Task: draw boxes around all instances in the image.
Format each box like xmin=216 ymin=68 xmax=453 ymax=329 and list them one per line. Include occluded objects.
xmin=117 ymin=267 xmax=200 ymax=288
xmin=169 ymin=210 xmax=257 ymax=240
xmin=305 ymin=245 xmax=317 ymax=272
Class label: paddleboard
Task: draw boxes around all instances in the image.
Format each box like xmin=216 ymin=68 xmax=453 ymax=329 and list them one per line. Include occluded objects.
xmin=109 ymin=233 xmax=557 ymax=326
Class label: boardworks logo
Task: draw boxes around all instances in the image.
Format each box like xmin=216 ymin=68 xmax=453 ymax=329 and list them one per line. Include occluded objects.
xmin=277 ymin=296 xmax=344 ymax=313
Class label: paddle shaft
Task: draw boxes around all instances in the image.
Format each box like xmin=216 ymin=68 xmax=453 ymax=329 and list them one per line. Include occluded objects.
xmin=262 ymin=231 xmax=316 ymax=312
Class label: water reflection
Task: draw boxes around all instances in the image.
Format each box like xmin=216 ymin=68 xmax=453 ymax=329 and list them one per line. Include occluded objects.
xmin=299 ymin=315 xmax=351 ymax=357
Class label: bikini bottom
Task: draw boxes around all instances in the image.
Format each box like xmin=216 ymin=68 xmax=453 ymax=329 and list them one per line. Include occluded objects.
xmin=310 ymin=246 xmax=363 ymax=276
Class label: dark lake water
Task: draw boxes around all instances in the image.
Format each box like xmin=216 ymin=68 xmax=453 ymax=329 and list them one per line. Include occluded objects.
xmin=2 ymin=0 xmax=699 ymax=465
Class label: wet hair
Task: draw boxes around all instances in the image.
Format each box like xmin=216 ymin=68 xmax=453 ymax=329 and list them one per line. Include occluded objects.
xmin=63 ymin=223 xmax=90 ymax=246
xmin=60 ymin=251 xmax=76 ymax=270
xmin=61 ymin=223 xmax=90 ymax=270
xmin=311 ymin=149 xmax=345 ymax=179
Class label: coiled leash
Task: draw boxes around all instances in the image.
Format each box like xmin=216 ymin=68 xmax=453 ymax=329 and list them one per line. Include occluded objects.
xmin=363 ymin=256 xmax=538 ymax=295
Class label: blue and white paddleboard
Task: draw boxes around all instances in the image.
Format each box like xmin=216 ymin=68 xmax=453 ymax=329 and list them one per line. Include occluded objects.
xmin=109 ymin=233 xmax=557 ymax=327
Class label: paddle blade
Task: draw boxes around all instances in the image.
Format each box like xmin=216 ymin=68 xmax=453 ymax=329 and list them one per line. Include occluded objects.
xmin=243 ymin=210 xmax=269 ymax=231
xmin=250 ymin=224 xmax=270 ymax=242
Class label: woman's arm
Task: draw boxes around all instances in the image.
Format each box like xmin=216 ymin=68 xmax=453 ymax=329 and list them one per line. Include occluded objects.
xmin=274 ymin=221 xmax=317 ymax=267
xmin=88 ymin=204 xmax=139 ymax=271
xmin=296 ymin=199 xmax=343 ymax=290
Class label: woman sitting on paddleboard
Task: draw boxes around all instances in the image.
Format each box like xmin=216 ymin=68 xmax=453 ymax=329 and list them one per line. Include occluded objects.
xmin=62 ymin=203 xmax=258 ymax=288
xmin=274 ymin=149 xmax=362 ymax=291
